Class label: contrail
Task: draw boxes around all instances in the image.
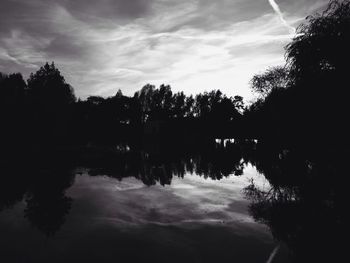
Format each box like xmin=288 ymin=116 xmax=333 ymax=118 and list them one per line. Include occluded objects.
xmin=266 ymin=245 xmax=281 ymax=263
xmin=268 ymin=0 xmax=295 ymax=34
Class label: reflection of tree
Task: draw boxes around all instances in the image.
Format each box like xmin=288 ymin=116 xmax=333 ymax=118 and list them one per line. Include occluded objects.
xmin=87 ymin=140 xmax=247 ymax=186
xmin=0 ymin=168 xmax=29 ymax=212
xmin=25 ymin=194 xmax=72 ymax=237
xmin=243 ymin=145 xmax=346 ymax=262
xmin=193 ymin=146 xmax=245 ymax=180
xmin=24 ymin=169 xmax=75 ymax=237
xmin=0 ymin=164 xmax=76 ymax=237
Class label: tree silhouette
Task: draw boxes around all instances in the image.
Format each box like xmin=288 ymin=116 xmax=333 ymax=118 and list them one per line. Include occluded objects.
xmin=27 ymin=62 xmax=76 ymax=106
xmin=24 ymin=169 xmax=75 ymax=237
xmin=172 ymin=91 xmax=187 ymax=118
xmin=0 ymin=72 xmax=27 ymax=156
xmin=0 ymin=73 xmax=26 ymax=103
xmin=285 ymin=0 xmax=350 ymax=147
xmin=286 ymin=0 xmax=350 ymax=84
xmin=133 ymin=83 xmax=156 ymax=122
xmin=250 ymin=66 xmax=289 ymax=97
xmin=25 ymin=62 xmax=77 ymax=147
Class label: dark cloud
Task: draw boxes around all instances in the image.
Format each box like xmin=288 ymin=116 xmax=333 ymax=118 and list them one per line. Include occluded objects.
xmin=61 ymin=0 xmax=153 ymax=25
xmin=0 ymin=0 xmax=153 ymax=37
xmin=0 ymin=0 xmax=48 ymax=35
xmin=44 ymin=35 xmax=89 ymax=59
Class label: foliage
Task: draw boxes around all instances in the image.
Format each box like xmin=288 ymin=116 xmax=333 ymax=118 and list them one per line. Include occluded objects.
xmin=250 ymin=66 xmax=289 ymax=97
xmin=27 ymin=62 xmax=76 ymax=107
xmin=286 ymin=0 xmax=350 ymax=83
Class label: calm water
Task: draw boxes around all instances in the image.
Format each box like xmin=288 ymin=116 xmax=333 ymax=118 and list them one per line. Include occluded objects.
xmin=3 ymin=140 xmax=345 ymax=263
xmin=0 ymin=156 xmax=291 ymax=263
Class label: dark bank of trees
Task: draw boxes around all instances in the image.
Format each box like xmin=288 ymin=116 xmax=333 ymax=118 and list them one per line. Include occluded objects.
xmin=245 ymin=0 xmax=350 ymax=152
xmin=0 ymin=62 xmax=244 ymax=160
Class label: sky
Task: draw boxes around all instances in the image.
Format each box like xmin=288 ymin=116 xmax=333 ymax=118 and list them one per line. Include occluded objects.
xmin=0 ymin=0 xmax=328 ymax=100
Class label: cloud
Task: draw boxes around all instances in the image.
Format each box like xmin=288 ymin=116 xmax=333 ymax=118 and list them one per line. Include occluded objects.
xmin=0 ymin=0 xmax=329 ymax=99
xmin=61 ymin=0 xmax=154 ymax=26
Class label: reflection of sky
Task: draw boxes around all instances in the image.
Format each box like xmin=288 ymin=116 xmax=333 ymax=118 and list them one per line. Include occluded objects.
xmin=67 ymin=164 xmax=270 ymax=228
xmin=0 ymin=164 xmax=279 ymax=263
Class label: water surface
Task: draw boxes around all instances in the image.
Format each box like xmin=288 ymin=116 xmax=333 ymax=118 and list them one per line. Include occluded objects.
xmin=0 ymin=160 xmax=289 ymax=263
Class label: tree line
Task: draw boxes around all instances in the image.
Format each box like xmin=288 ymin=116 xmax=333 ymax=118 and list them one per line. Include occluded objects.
xmin=0 ymin=62 xmax=245 ymax=155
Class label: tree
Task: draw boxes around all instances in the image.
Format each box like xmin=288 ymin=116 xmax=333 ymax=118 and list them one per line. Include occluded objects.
xmin=0 ymin=73 xmax=26 ymax=104
xmin=233 ymin=95 xmax=244 ymax=112
xmin=26 ymin=63 xmax=77 ymax=145
xmin=284 ymin=0 xmax=350 ymax=144
xmin=286 ymin=0 xmax=350 ymax=83
xmin=172 ymin=91 xmax=186 ymax=118
xmin=250 ymin=66 xmax=289 ymax=97
xmin=133 ymin=84 xmax=174 ymax=121
xmin=115 ymin=89 xmax=123 ymax=98
xmin=27 ymin=62 xmax=76 ymax=107
xmin=0 ymin=72 xmax=27 ymax=152
xmin=133 ymin=84 xmax=156 ymax=122
xmin=158 ymin=84 xmax=173 ymax=111
xmin=86 ymin=96 xmax=105 ymax=105
xmin=184 ymin=95 xmax=195 ymax=117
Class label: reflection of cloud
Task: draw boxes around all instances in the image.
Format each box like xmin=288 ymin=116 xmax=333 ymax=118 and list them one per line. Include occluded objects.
xmin=170 ymin=184 xmax=196 ymax=190
xmin=67 ymin=165 xmax=270 ymax=228
xmin=114 ymin=180 xmax=145 ymax=191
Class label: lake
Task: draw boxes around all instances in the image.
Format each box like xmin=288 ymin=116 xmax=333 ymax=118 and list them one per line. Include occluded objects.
xmin=0 ymin=141 xmax=344 ymax=262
